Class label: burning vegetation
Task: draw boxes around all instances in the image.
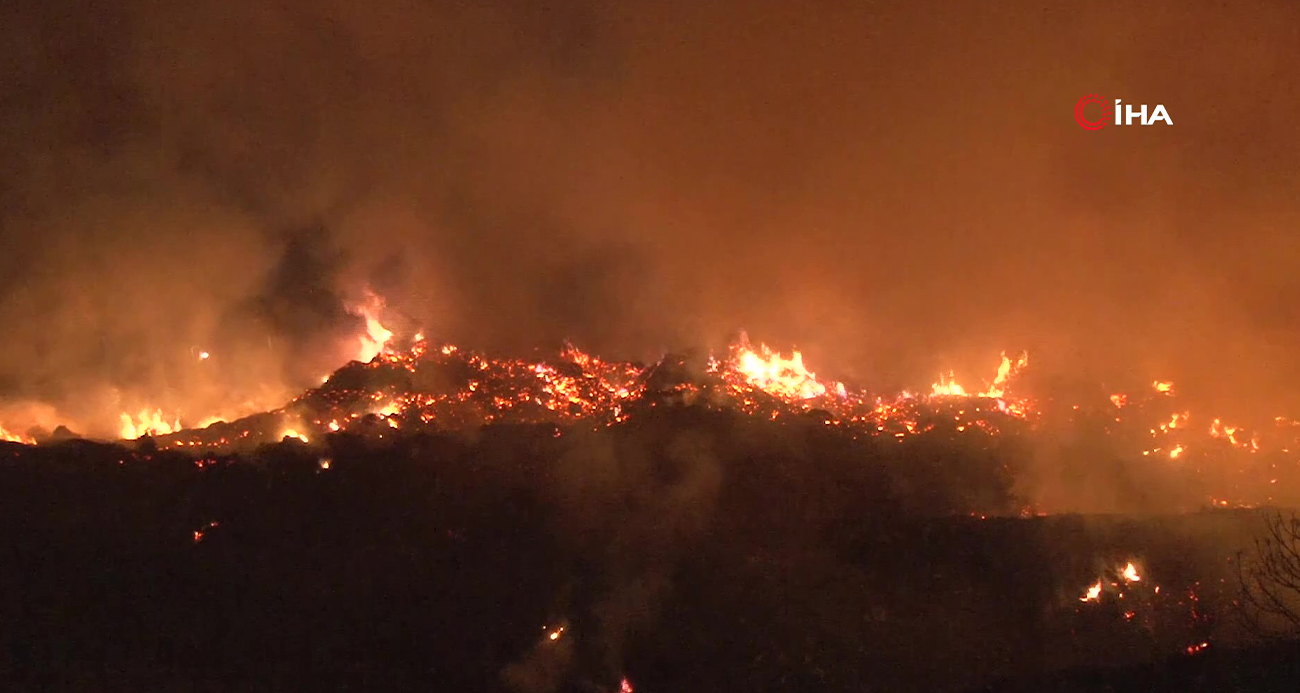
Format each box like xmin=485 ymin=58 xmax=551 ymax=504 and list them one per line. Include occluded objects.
xmin=5 ymin=314 xmax=1283 ymax=515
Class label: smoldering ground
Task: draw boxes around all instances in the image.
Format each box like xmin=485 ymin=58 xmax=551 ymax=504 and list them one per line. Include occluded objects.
xmin=2 ymin=0 xmax=1300 ymax=431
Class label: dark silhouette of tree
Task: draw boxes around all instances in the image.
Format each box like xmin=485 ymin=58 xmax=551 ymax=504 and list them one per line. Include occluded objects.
xmin=1238 ymin=512 xmax=1300 ymax=638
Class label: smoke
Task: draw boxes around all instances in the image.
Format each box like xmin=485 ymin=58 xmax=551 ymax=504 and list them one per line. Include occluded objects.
xmin=2 ymin=0 xmax=1300 ymax=433
xmin=500 ymin=426 xmax=722 ymax=690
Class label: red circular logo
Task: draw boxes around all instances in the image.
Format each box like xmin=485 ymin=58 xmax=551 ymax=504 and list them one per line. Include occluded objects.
xmin=1075 ymin=94 xmax=1110 ymax=130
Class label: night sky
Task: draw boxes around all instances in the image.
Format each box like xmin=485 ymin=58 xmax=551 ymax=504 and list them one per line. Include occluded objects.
xmin=1 ymin=0 xmax=1298 ymax=434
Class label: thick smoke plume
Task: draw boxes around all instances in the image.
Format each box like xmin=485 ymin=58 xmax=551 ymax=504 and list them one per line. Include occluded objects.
xmin=2 ymin=0 xmax=1300 ymax=434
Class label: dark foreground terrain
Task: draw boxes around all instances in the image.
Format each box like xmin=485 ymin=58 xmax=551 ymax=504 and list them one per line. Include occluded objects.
xmin=0 ymin=408 xmax=1294 ymax=692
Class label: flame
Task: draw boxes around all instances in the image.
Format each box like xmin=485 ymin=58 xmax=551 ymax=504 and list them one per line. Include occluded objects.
xmin=350 ymin=291 xmax=395 ymax=363
xmin=930 ymin=372 xmax=968 ymax=397
xmin=1121 ymin=562 xmax=1141 ymax=582
xmin=120 ymin=409 xmax=181 ymax=440
xmin=281 ymin=429 xmax=309 ymax=443
xmin=1153 ymin=380 xmax=1175 ymax=394
xmin=931 ymin=352 xmax=1028 ymax=399
xmin=198 ymin=350 xmax=210 ymax=361
xmin=620 ymin=678 xmax=634 ymax=693
xmin=732 ymin=342 xmax=841 ymax=401
xmin=1080 ymin=580 xmax=1102 ymax=602
xmin=1169 ymin=444 xmax=1185 ymax=459
xmin=0 ymin=424 xmax=34 ymax=445
xmin=982 ymin=351 xmax=1029 ymax=398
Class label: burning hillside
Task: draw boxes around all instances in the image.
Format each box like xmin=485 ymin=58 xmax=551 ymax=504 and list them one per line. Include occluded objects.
xmin=0 ymin=323 xmax=1276 ymax=514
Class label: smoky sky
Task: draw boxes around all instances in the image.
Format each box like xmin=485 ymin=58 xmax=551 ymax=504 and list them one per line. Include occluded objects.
xmin=1 ymin=0 xmax=1299 ymax=432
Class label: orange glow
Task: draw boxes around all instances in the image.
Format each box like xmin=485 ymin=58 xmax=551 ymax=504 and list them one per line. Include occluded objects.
xmin=1121 ymin=562 xmax=1141 ymax=582
xmin=1153 ymin=380 xmax=1175 ymax=394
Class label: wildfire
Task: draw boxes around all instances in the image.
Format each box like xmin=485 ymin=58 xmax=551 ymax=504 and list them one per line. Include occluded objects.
xmin=1121 ymin=562 xmax=1141 ymax=582
xmin=119 ymin=409 xmax=181 ymax=440
xmin=34 ymin=309 xmax=1285 ymax=517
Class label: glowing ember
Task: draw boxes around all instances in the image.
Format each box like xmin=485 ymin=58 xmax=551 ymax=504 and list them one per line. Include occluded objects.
xmin=1185 ymin=641 xmax=1209 ymax=655
xmin=198 ymin=350 xmax=210 ymax=361
xmin=1153 ymin=380 xmax=1175 ymax=394
xmin=120 ymin=409 xmax=181 ymax=440
xmin=1169 ymin=445 xmax=1185 ymax=459
xmin=620 ymin=677 xmax=634 ymax=693
xmin=281 ymin=429 xmax=309 ymax=443
xmin=192 ymin=520 xmax=219 ymax=544
xmin=546 ymin=626 xmax=565 ymax=641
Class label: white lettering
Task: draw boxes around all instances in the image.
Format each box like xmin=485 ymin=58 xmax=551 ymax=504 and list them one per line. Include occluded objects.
xmin=1124 ymin=103 xmax=1147 ymax=125
xmin=1148 ymin=104 xmax=1173 ymax=125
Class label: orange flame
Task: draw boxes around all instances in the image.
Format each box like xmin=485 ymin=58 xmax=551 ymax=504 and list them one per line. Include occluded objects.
xmin=120 ymin=409 xmax=181 ymax=440
xmin=732 ymin=342 xmax=844 ymax=401
xmin=350 ymin=291 xmax=395 ymax=363
xmin=1080 ymin=580 xmax=1102 ymax=602
xmin=931 ymin=351 xmax=1028 ymax=399
xmin=0 ymin=424 xmax=34 ymax=445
